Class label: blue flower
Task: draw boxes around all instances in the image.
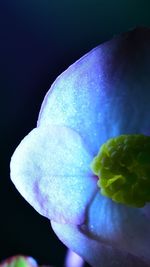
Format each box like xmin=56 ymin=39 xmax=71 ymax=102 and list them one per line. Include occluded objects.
xmin=10 ymin=27 xmax=150 ymax=267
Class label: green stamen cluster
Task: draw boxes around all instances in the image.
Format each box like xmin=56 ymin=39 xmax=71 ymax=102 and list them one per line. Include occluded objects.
xmin=91 ymin=134 xmax=150 ymax=208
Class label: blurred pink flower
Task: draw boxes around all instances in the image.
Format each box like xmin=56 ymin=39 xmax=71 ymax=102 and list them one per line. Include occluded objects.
xmin=0 ymin=255 xmax=38 ymax=267
xmin=0 ymin=255 xmax=55 ymax=267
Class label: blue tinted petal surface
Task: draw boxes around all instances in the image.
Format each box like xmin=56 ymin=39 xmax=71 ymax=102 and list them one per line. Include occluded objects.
xmin=38 ymin=28 xmax=150 ymax=155
xmin=51 ymin=220 xmax=150 ymax=267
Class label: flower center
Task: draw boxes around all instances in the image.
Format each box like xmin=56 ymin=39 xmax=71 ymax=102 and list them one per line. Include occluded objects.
xmin=91 ymin=134 xmax=150 ymax=208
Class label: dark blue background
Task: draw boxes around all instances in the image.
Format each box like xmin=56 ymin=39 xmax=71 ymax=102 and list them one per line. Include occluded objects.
xmin=0 ymin=1 xmax=150 ymax=266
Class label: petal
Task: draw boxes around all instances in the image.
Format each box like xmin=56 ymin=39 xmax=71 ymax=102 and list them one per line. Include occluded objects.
xmin=142 ymin=203 xmax=150 ymax=219
xmin=10 ymin=125 xmax=97 ymax=224
xmin=65 ymin=250 xmax=84 ymax=267
xmin=51 ymin=220 xmax=150 ymax=267
xmin=84 ymin=191 xmax=150 ymax=263
xmin=38 ymin=27 xmax=150 ymax=156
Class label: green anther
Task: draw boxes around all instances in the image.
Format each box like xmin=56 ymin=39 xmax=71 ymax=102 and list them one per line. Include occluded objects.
xmin=91 ymin=134 xmax=150 ymax=208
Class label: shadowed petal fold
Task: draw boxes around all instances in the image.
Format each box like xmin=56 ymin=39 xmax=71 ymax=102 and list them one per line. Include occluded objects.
xmin=84 ymin=192 xmax=150 ymax=263
xmin=51 ymin=220 xmax=150 ymax=267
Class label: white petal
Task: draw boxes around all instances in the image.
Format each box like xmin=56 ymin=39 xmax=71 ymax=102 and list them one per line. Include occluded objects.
xmin=51 ymin=220 xmax=149 ymax=267
xmin=65 ymin=250 xmax=84 ymax=267
xmin=10 ymin=125 xmax=97 ymax=224
xmin=38 ymin=28 xmax=150 ymax=156
xmin=84 ymin=192 xmax=150 ymax=263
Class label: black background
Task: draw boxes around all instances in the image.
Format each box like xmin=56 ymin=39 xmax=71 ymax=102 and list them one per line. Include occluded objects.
xmin=0 ymin=1 xmax=150 ymax=266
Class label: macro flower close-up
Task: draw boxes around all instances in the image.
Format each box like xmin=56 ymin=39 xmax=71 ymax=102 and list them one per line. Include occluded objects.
xmin=10 ymin=27 xmax=150 ymax=267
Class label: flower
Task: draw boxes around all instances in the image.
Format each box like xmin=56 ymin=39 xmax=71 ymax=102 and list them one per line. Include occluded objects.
xmin=0 ymin=255 xmax=38 ymax=267
xmin=10 ymin=27 xmax=150 ymax=267
xmin=0 ymin=255 xmax=53 ymax=267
